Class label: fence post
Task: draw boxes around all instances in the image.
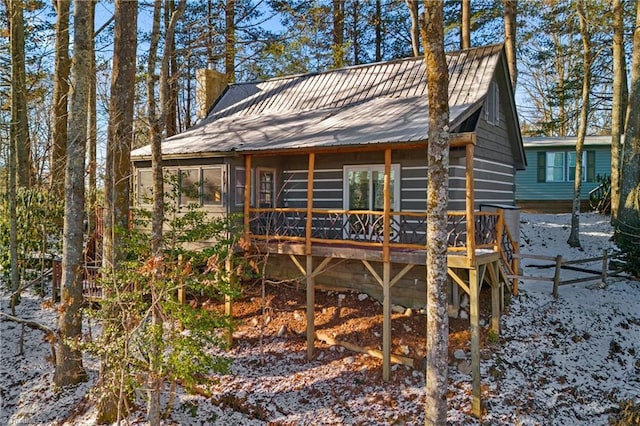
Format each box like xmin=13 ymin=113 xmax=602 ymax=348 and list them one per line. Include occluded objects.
xmin=552 ymin=255 xmax=562 ymax=298
xmin=601 ymin=249 xmax=608 ymax=286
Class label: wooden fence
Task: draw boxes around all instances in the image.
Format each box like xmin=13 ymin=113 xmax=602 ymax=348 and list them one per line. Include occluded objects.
xmin=509 ymin=249 xmax=626 ymax=298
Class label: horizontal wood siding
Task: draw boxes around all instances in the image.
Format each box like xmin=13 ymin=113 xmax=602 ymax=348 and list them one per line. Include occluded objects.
xmin=471 ymin=157 xmax=516 ymax=207
xmin=516 ymin=146 xmax=611 ymax=201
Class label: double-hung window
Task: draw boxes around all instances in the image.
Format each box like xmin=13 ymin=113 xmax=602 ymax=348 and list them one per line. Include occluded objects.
xmin=257 ymin=168 xmax=276 ymax=208
xmin=538 ymin=151 xmax=596 ymax=183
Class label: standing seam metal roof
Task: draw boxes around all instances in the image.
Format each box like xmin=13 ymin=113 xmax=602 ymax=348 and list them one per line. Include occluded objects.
xmin=131 ymin=44 xmax=504 ymax=158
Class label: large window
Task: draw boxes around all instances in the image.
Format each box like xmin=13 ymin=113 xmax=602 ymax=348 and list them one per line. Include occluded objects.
xmin=344 ymin=165 xmax=400 ymax=211
xmin=136 ymin=166 xmax=224 ymax=207
xmin=537 ymin=151 xmax=595 ymax=183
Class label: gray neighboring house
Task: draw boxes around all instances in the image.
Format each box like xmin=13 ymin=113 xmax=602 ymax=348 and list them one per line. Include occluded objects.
xmin=516 ymin=136 xmax=612 ymax=212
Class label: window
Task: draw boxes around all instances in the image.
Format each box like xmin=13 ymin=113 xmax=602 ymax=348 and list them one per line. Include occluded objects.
xmin=484 ymin=81 xmax=500 ymax=125
xmin=537 ymin=151 xmax=596 ymax=183
xmin=137 ymin=169 xmax=154 ymax=205
xmin=235 ymin=167 xmax=245 ymax=206
xmin=257 ymin=168 xmax=276 ymax=208
xmin=202 ymin=167 xmax=223 ymax=205
xmin=344 ymin=165 xmax=400 ymax=211
xmin=137 ymin=166 xmax=224 ymax=207
xmin=180 ymin=168 xmax=201 ymax=205
xmin=343 ymin=164 xmax=401 ymax=240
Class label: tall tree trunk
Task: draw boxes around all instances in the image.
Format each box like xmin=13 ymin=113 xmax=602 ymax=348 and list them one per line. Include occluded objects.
xmin=225 ymin=0 xmax=236 ymax=83
xmin=375 ymin=0 xmax=381 ymax=61
xmin=51 ymin=0 xmax=71 ymax=198
xmin=611 ymin=0 xmax=628 ymax=222
xmin=8 ymin=51 xmax=19 ymax=311
xmin=87 ymin=1 xmax=97 ymax=239
xmin=420 ymin=1 xmax=450 ymax=424
xmin=567 ymin=0 xmax=592 ymax=248
xmin=148 ymin=0 xmax=163 ymax=258
xmin=352 ymin=0 xmax=360 ymax=65
xmin=617 ymin=0 xmax=640 ymax=234
xmin=10 ymin=0 xmax=31 ymax=187
xmin=503 ymin=0 xmax=517 ymax=88
xmin=332 ymin=0 xmax=345 ymax=68
xmin=103 ymin=0 xmax=138 ymax=271
xmin=53 ymin=0 xmax=93 ymax=387
xmin=148 ymin=2 xmax=186 ymax=423
xmin=405 ymin=0 xmax=420 ymax=57
xmin=461 ymin=0 xmax=471 ymax=49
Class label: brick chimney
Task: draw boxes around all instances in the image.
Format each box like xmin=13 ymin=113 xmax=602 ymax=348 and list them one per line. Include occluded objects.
xmin=196 ymin=69 xmax=227 ymax=119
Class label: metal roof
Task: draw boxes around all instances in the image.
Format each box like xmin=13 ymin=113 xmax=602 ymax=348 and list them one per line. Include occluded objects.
xmin=132 ymin=44 xmax=504 ymax=158
xmin=523 ymin=135 xmax=615 ymax=148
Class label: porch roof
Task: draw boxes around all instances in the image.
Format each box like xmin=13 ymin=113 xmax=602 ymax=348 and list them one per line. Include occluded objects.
xmin=132 ymin=44 xmax=506 ymax=158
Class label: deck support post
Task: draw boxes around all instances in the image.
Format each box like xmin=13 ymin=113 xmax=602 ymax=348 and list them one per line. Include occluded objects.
xmin=243 ymin=155 xmax=252 ymax=242
xmin=469 ymin=266 xmax=482 ymax=418
xmin=489 ymin=260 xmax=500 ymax=335
xmin=382 ymin=261 xmax=391 ymax=381
xmin=225 ymin=256 xmax=235 ymax=347
xmin=465 ymin=143 xmax=476 ymax=265
xmin=306 ymin=255 xmax=315 ymax=360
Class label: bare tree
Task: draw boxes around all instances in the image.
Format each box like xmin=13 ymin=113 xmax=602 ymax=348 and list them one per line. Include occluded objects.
xmin=87 ymin=3 xmax=100 ymax=239
xmin=9 ymin=0 xmax=32 ymax=187
xmin=611 ymin=0 xmax=627 ymax=222
xmin=332 ymin=0 xmax=345 ymax=68
xmin=148 ymin=1 xmax=186 ymax=423
xmin=53 ymin=0 xmax=93 ymax=388
xmin=405 ymin=0 xmax=420 ymax=57
xmin=617 ymin=0 xmax=640 ymax=231
xmin=503 ymin=0 xmax=517 ymax=87
xmin=225 ymin=0 xmax=236 ymax=83
xmin=420 ymin=0 xmax=450 ymax=423
xmin=567 ymin=0 xmax=592 ymax=248
xmin=51 ymin=0 xmax=71 ymax=198
xmin=461 ymin=0 xmax=471 ymax=49
xmin=102 ymin=0 xmax=138 ymax=270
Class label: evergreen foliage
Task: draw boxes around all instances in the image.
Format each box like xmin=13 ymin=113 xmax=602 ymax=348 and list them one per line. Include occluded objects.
xmin=0 ymin=188 xmax=63 ymax=291
xmin=83 ymin=178 xmax=248 ymax=422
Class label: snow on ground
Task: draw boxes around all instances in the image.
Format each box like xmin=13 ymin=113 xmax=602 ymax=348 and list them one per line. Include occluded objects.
xmin=1 ymin=212 xmax=639 ymax=425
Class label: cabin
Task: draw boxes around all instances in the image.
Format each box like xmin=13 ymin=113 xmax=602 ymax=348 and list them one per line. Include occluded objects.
xmin=516 ymin=136 xmax=612 ymax=212
xmin=131 ymin=44 xmax=525 ymax=410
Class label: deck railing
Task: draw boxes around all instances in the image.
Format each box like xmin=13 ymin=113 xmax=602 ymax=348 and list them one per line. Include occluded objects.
xmin=248 ymin=208 xmax=505 ymax=252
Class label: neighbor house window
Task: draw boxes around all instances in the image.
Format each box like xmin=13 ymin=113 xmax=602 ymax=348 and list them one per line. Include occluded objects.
xmin=484 ymin=81 xmax=500 ymax=125
xmin=257 ymin=168 xmax=276 ymax=208
xmin=537 ymin=151 xmax=596 ymax=183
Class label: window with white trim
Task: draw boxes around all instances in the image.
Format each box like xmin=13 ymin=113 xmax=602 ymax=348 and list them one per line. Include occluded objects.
xmin=538 ymin=151 xmax=594 ymax=183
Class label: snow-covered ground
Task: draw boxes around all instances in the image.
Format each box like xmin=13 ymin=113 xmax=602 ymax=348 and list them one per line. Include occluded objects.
xmin=1 ymin=212 xmax=639 ymax=425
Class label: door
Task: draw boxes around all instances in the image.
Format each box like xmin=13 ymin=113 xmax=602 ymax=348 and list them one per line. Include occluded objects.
xmin=344 ymin=165 xmax=399 ymax=241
